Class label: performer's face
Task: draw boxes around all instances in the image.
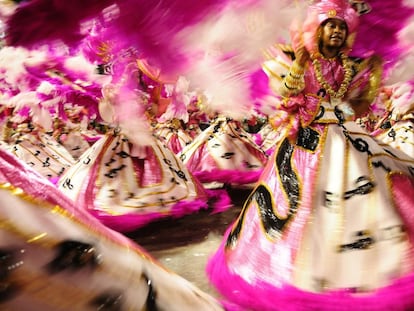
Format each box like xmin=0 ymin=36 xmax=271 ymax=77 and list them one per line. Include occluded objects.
xmin=320 ymin=18 xmax=347 ymax=50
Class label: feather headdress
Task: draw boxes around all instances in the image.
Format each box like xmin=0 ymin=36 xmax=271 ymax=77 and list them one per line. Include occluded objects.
xmin=5 ymin=0 xmax=414 ymax=118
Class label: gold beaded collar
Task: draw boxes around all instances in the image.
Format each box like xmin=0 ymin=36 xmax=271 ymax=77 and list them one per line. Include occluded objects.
xmin=312 ymin=53 xmax=353 ymax=99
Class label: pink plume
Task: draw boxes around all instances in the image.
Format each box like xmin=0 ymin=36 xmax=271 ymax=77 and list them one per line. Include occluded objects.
xmin=99 ymin=0 xmax=229 ymax=74
xmin=6 ymin=0 xmax=115 ymax=47
xmin=384 ymin=15 xmax=414 ymax=84
xmin=351 ymin=0 xmax=414 ymax=72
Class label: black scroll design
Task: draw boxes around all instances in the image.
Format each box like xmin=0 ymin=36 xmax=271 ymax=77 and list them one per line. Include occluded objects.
xmin=47 ymin=240 xmax=99 ymax=273
xmin=338 ymin=225 xmax=406 ymax=254
xmin=42 ymin=157 xmax=51 ymax=167
xmin=341 ymin=124 xmax=412 ymax=175
xmin=343 ymin=176 xmax=376 ymax=200
xmin=337 ymin=230 xmax=375 ymax=253
xmin=380 ymin=120 xmax=392 ymax=130
xmin=314 ymin=105 xmax=325 ymax=121
xmin=387 ymin=128 xmax=396 ymax=141
xmin=83 ymin=156 xmax=92 ymax=165
xmin=207 ymin=120 xmax=224 ymax=141
xmin=226 ymin=139 xmax=300 ymax=248
xmin=163 ymin=158 xmax=188 ymax=183
xmin=341 ymin=126 xmax=372 ymax=156
xmin=334 ymin=105 xmax=346 ymax=124
xmin=57 ymin=167 xmax=66 ymax=176
xmin=296 ymin=127 xmax=320 ymax=151
xmin=221 ymin=152 xmax=235 ymax=160
xmin=62 ymin=178 xmax=74 ymax=190
xmin=104 ymin=164 xmax=126 ymax=179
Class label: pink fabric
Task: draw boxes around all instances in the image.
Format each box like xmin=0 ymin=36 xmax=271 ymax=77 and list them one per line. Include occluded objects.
xmin=165 ymin=133 xmax=190 ymax=154
xmin=90 ymin=189 xmax=232 ymax=232
xmin=131 ymin=147 xmax=164 ymax=186
xmin=6 ymin=0 xmax=113 ymax=47
xmin=351 ymin=0 xmax=414 ymax=71
xmin=0 ymin=148 xmax=142 ymax=248
xmin=90 ymin=198 xmax=209 ymax=233
xmin=207 ymin=233 xmax=414 ymax=311
xmin=205 ymin=188 xmax=233 ymax=213
xmin=194 ymin=168 xmax=263 ymax=185
xmin=271 ymin=94 xmax=322 ymax=140
xmin=214 ymin=138 xmax=321 ymax=288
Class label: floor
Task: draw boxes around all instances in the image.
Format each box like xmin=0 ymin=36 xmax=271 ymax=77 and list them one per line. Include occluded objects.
xmin=127 ymin=187 xmax=250 ymax=298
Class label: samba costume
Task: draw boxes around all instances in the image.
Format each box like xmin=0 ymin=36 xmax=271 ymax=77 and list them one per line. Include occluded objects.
xmin=178 ymin=67 xmax=271 ymax=187
xmin=207 ymin=1 xmax=414 ymax=310
xmin=56 ymin=53 xmax=215 ymax=233
xmin=0 ymin=147 xmax=225 ymax=311
xmin=373 ymin=82 xmax=414 ymax=159
xmin=5 ymin=0 xmax=414 ymax=310
xmin=254 ymin=122 xmax=284 ymax=156
xmin=153 ymin=118 xmax=193 ymax=155
xmin=51 ymin=106 xmax=97 ymax=161
xmin=57 ymin=125 xmax=212 ymax=233
xmin=179 ymin=116 xmax=268 ymax=186
xmin=0 ymin=46 xmax=98 ymax=180
xmin=149 ymin=73 xmax=194 ymax=154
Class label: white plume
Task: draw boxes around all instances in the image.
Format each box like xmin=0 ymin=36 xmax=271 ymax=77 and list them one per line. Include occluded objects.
xmin=404 ymin=0 xmax=414 ymax=7
xmin=385 ymin=17 xmax=414 ymax=85
xmin=175 ymin=0 xmax=304 ymax=119
xmin=64 ymin=54 xmax=103 ymax=84
xmin=0 ymin=46 xmax=31 ymax=89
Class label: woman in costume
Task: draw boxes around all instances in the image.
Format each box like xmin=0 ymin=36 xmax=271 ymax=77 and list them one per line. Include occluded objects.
xmin=178 ymin=68 xmax=271 ymax=188
xmin=144 ymin=63 xmax=194 ymax=155
xmin=0 ymin=147 xmax=225 ymax=311
xmin=178 ymin=114 xmax=269 ymax=188
xmin=207 ymin=1 xmax=414 ymax=310
xmin=57 ymin=49 xmax=220 ymax=233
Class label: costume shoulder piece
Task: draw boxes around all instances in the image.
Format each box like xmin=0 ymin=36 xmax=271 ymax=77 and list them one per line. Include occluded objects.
xmin=262 ymin=44 xmax=295 ymax=95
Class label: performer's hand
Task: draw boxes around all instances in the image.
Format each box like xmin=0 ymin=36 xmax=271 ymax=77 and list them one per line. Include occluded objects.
xmin=291 ymin=30 xmax=309 ymax=67
xmin=295 ymin=45 xmax=310 ymax=67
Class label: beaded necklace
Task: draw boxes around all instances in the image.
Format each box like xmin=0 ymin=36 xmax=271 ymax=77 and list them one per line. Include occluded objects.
xmin=312 ymin=53 xmax=353 ymax=99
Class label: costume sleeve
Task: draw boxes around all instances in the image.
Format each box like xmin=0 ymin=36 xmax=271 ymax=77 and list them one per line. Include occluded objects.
xmin=262 ymin=45 xmax=305 ymax=97
xmin=348 ymin=55 xmax=383 ymax=104
xmin=347 ymin=55 xmax=383 ymax=117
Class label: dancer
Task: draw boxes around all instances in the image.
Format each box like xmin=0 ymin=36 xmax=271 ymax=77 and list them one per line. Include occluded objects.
xmin=0 ymin=147 xmax=225 ymax=311
xmin=207 ymin=1 xmax=414 ymax=310
xmin=57 ymin=49 xmax=215 ymax=233
xmin=179 ymin=115 xmax=268 ymax=187
xmin=0 ymin=46 xmax=93 ymax=181
xmin=178 ymin=63 xmax=270 ymax=188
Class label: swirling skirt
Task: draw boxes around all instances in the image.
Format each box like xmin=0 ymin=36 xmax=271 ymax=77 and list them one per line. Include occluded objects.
xmin=0 ymin=148 xmax=223 ymax=311
xmin=207 ymin=118 xmax=414 ymax=311
xmin=58 ymin=130 xmax=209 ymax=232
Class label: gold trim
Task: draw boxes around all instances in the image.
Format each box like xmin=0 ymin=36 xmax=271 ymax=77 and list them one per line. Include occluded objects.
xmin=0 ymin=182 xmax=155 ymax=265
